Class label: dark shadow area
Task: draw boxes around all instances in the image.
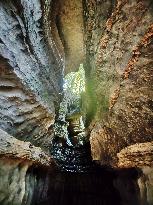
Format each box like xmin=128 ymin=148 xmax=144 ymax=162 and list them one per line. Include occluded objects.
xmin=35 ymin=166 xmax=140 ymax=205
xmin=33 ymin=141 xmax=141 ymax=205
xmin=45 ymin=168 xmax=121 ymax=205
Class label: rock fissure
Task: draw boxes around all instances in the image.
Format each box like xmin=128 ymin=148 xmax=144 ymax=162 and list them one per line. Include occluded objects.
xmin=0 ymin=0 xmax=153 ymax=205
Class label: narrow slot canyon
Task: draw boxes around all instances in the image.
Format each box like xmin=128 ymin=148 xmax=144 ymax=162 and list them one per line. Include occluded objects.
xmin=0 ymin=0 xmax=153 ymax=205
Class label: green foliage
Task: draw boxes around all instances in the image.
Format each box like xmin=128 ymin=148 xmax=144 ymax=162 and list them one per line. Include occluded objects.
xmin=58 ymin=64 xmax=85 ymax=122
xmin=64 ymin=64 xmax=85 ymax=97
xmin=55 ymin=64 xmax=86 ymax=144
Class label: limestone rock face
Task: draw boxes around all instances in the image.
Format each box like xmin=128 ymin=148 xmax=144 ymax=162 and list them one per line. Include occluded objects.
xmin=117 ymin=141 xmax=153 ymax=168
xmin=0 ymin=1 xmax=61 ymax=203
xmin=139 ymin=168 xmax=153 ymax=205
xmin=0 ymin=129 xmax=54 ymax=205
xmin=0 ymin=59 xmax=55 ymax=151
xmin=55 ymin=0 xmax=85 ymax=74
xmin=84 ymin=0 xmax=153 ymax=166
xmin=117 ymin=141 xmax=153 ymax=205
xmin=0 ymin=158 xmax=51 ymax=205
xmin=0 ymin=0 xmax=153 ymax=204
xmin=0 ymin=129 xmax=52 ymax=166
xmin=0 ymin=0 xmax=64 ymax=151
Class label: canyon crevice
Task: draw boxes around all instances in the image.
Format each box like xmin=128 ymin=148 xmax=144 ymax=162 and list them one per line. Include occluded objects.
xmin=0 ymin=0 xmax=153 ymax=205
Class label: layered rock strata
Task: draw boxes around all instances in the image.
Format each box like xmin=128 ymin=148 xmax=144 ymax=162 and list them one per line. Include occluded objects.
xmin=0 ymin=0 xmax=64 ymax=151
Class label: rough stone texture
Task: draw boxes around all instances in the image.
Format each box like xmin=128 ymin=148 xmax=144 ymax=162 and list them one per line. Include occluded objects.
xmin=0 ymin=159 xmax=31 ymax=205
xmin=0 ymin=159 xmax=51 ymax=205
xmin=0 ymin=1 xmax=86 ymax=204
xmin=0 ymin=129 xmax=54 ymax=205
xmin=117 ymin=142 xmax=153 ymax=205
xmin=51 ymin=0 xmax=85 ymax=74
xmin=0 ymin=0 xmax=153 ymax=204
xmin=0 ymin=2 xmax=61 ymax=203
xmin=84 ymin=0 xmax=153 ymax=166
xmin=0 ymin=129 xmax=52 ymax=166
xmin=139 ymin=167 xmax=153 ymax=205
xmin=117 ymin=141 xmax=153 ymax=168
xmin=0 ymin=58 xmax=55 ymax=151
xmin=0 ymin=0 xmax=64 ymax=151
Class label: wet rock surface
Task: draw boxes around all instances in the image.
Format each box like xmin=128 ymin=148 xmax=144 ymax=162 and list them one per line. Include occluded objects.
xmin=51 ymin=141 xmax=95 ymax=173
xmin=0 ymin=128 xmax=141 ymax=205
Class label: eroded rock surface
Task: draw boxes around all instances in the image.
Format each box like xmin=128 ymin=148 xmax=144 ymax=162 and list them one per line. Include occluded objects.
xmin=0 ymin=158 xmax=51 ymax=205
xmin=0 ymin=0 xmax=153 ymax=205
xmin=0 ymin=1 xmax=61 ymax=204
xmin=84 ymin=0 xmax=153 ymax=166
xmin=0 ymin=129 xmax=54 ymax=205
xmin=54 ymin=0 xmax=85 ymax=74
xmin=117 ymin=141 xmax=153 ymax=205
xmin=118 ymin=141 xmax=153 ymax=168
xmin=0 ymin=59 xmax=55 ymax=151
xmin=0 ymin=129 xmax=52 ymax=165
xmin=0 ymin=0 xmax=64 ymax=151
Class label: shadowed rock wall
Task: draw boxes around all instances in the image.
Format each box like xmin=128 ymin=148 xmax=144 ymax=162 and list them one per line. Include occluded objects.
xmin=83 ymin=2 xmax=153 ymax=203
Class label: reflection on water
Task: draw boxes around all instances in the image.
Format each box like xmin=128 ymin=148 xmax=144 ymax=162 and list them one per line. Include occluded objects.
xmin=51 ymin=141 xmax=94 ymax=172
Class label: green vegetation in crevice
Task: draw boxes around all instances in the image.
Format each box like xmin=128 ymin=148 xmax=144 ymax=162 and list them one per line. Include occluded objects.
xmin=54 ymin=64 xmax=87 ymax=146
xmin=59 ymin=64 xmax=85 ymax=120
xmin=64 ymin=64 xmax=85 ymax=95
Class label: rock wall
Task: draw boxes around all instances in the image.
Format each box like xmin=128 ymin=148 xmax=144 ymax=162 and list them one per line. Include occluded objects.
xmin=117 ymin=141 xmax=153 ymax=205
xmin=0 ymin=0 xmax=64 ymax=151
xmin=84 ymin=0 xmax=153 ymax=167
xmin=0 ymin=58 xmax=55 ymax=151
xmin=0 ymin=129 xmax=54 ymax=205
xmin=0 ymin=0 xmax=153 ymax=204
xmin=51 ymin=0 xmax=85 ymax=74
xmin=83 ymin=2 xmax=153 ymax=203
xmin=0 ymin=1 xmax=61 ymax=204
